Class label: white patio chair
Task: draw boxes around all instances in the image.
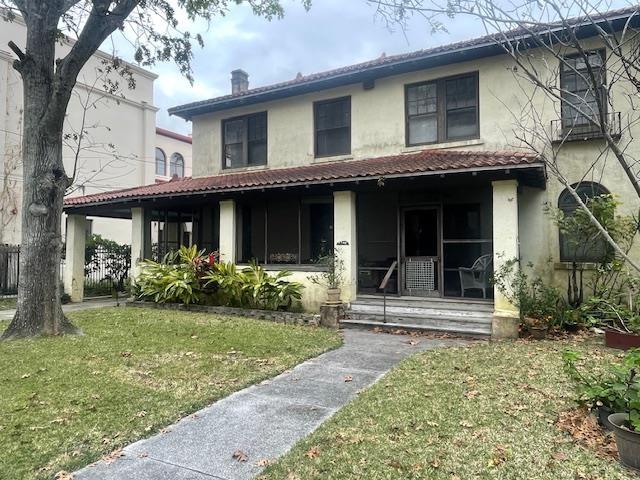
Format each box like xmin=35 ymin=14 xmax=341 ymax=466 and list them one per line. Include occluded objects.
xmin=458 ymin=254 xmax=493 ymax=299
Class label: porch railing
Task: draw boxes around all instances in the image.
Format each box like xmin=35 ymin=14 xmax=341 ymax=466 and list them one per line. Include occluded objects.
xmin=379 ymin=260 xmax=398 ymax=323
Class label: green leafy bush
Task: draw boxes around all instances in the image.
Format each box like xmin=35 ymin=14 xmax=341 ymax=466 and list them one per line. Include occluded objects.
xmin=136 ymin=246 xmax=304 ymax=311
xmin=241 ymin=262 xmax=304 ymax=310
xmin=563 ymin=348 xmax=640 ymax=430
xmin=492 ymin=258 xmax=568 ymax=329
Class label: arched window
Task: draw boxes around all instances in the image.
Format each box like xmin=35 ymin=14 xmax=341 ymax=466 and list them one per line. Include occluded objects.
xmin=558 ymin=182 xmax=610 ymax=262
xmin=155 ymin=148 xmax=166 ymax=176
xmin=170 ymin=153 xmax=185 ymax=177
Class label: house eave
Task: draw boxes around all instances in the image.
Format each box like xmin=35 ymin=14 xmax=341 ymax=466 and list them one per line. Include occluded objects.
xmin=63 ymin=162 xmax=546 ymax=213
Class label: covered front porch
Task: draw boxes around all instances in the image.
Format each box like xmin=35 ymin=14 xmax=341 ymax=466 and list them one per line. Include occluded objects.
xmin=63 ymin=149 xmax=545 ymax=337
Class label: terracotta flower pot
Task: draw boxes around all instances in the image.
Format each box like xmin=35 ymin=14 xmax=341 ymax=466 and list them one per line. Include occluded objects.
xmin=609 ymin=412 xmax=640 ymax=471
xmin=604 ymin=330 xmax=640 ymax=351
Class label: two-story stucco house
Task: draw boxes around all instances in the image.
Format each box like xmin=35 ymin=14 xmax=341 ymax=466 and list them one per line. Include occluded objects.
xmin=63 ymin=7 xmax=640 ymax=338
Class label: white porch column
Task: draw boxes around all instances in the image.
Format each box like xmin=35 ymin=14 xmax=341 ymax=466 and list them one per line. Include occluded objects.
xmin=219 ymin=200 xmax=236 ymax=263
xmin=492 ymin=179 xmax=520 ymax=339
xmin=130 ymin=207 xmax=148 ymax=280
xmin=64 ymin=214 xmax=86 ymax=302
xmin=334 ymin=191 xmax=357 ymax=303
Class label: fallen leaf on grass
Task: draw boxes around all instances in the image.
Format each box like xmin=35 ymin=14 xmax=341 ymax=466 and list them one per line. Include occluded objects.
xmin=490 ymin=444 xmax=508 ymax=466
xmin=459 ymin=421 xmax=473 ymax=428
xmin=464 ymin=390 xmax=480 ymax=399
xmin=256 ymin=458 xmax=272 ymax=467
xmin=54 ymin=471 xmax=73 ymax=480
xmin=21 ymin=373 xmax=31 ymax=379
xmin=551 ymin=452 xmax=567 ymax=462
xmin=232 ymin=450 xmax=248 ymax=462
xmin=120 ymin=351 xmax=132 ymax=357
xmin=556 ymin=407 xmax=617 ymax=460
xmin=305 ymin=446 xmax=321 ymax=458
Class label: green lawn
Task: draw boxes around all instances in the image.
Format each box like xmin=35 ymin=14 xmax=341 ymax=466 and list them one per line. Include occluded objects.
xmin=0 ymin=297 xmax=16 ymax=310
xmin=261 ymin=338 xmax=637 ymax=480
xmin=0 ymin=307 xmax=341 ymax=480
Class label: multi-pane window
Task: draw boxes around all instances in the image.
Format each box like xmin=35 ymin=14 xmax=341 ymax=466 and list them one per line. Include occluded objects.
xmin=155 ymin=148 xmax=166 ymax=176
xmin=406 ymin=83 xmax=438 ymax=144
xmin=558 ymin=182 xmax=610 ymax=263
xmin=222 ymin=112 xmax=267 ymax=169
xmin=406 ymin=73 xmax=479 ymax=146
xmin=314 ymin=97 xmax=351 ymax=157
xmin=170 ymin=153 xmax=185 ymax=177
xmin=560 ymin=51 xmax=606 ymax=129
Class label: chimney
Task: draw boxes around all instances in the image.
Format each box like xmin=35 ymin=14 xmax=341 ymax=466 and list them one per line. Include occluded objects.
xmin=231 ymin=69 xmax=249 ymax=94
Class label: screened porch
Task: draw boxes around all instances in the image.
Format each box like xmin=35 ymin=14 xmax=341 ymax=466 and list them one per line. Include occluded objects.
xmin=357 ymin=185 xmax=494 ymax=300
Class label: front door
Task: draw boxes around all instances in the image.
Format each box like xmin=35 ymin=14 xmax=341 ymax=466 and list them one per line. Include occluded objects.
xmin=401 ymin=207 xmax=440 ymax=297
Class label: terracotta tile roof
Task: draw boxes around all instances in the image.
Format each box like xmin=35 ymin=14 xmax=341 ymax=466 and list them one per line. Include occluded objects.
xmin=155 ymin=127 xmax=192 ymax=144
xmin=169 ymin=6 xmax=639 ymax=119
xmin=64 ymin=149 xmax=541 ymax=208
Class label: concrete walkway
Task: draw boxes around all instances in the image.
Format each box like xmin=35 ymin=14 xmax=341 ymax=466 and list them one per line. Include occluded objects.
xmin=0 ymin=298 xmax=122 ymax=321
xmin=74 ymin=329 xmax=466 ymax=480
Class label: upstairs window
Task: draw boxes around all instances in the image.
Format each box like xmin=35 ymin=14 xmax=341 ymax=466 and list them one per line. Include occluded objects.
xmin=155 ymin=147 xmax=166 ymax=176
xmin=222 ymin=112 xmax=267 ymax=169
xmin=560 ymin=51 xmax=606 ymax=130
xmin=314 ymin=97 xmax=351 ymax=157
xmin=170 ymin=153 xmax=185 ymax=177
xmin=406 ymin=73 xmax=479 ymax=146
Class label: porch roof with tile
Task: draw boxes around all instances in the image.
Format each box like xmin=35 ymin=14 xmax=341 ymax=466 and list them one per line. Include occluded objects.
xmin=64 ymin=149 xmax=544 ymax=211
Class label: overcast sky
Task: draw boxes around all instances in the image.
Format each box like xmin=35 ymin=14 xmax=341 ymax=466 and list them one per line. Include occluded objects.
xmin=147 ymin=0 xmax=493 ymax=135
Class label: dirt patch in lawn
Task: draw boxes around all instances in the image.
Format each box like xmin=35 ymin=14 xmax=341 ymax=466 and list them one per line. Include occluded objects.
xmin=556 ymin=407 xmax=619 ymax=461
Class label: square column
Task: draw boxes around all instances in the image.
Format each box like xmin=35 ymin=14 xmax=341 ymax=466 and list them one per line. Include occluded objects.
xmin=492 ymin=179 xmax=520 ymax=339
xmin=219 ymin=200 xmax=236 ymax=263
xmin=334 ymin=191 xmax=357 ymax=303
xmin=64 ymin=214 xmax=86 ymax=302
xmin=131 ymin=207 xmax=150 ymax=280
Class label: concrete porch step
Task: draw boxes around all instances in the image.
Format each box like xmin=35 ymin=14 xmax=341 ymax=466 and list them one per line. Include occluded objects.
xmin=341 ymin=317 xmax=491 ymax=337
xmin=349 ymin=303 xmax=492 ymax=321
xmin=345 ymin=295 xmax=494 ymax=336
xmin=353 ymin=295 xmax=494 ymax=312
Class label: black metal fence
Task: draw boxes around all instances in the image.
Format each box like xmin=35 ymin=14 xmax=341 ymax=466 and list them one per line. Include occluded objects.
xmin=0 ymin=244 xmax=19 ymax=296
xmin=85 ymin=244 xmax=131 ymax=296
xmin=1 ymin=243 xmax=131 ymax=298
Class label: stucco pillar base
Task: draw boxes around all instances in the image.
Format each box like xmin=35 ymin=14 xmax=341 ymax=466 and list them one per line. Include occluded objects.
xmin=320 ymin=304 xmax=344 ymax=329
xmin=491 ymin=312 xmax=520 ymax=340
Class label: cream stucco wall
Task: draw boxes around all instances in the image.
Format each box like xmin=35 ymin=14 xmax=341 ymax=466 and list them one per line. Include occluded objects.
xmin=0 ymin=16 xmax=158 ymax=247
xmin=190 ymin=34 xmax=640 ymax=303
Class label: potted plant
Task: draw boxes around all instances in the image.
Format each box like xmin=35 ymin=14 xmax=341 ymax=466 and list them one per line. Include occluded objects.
xmin=563 ymin=349 xmax=628 ymax=431
xmin=608 ymin=350 xmax=640 ymax=471
xmin=311 ymin=251 xmax=345 ymax=305
xmin=524 ymin=315 xmax=550 ymax=340
xmin=582 ymin=297 xmax=640 ymax=350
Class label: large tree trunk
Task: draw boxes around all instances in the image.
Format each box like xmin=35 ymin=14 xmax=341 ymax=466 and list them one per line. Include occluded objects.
xmin=1 ymin=5 xmax=79 ymax=340
xmin=1 ymin=135 xmax=79 ymax=339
